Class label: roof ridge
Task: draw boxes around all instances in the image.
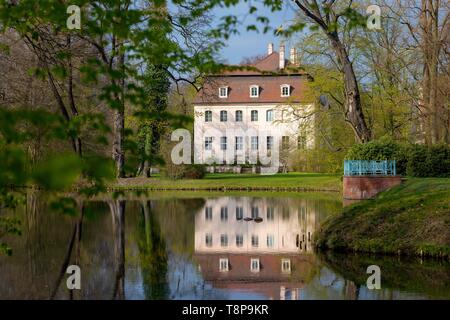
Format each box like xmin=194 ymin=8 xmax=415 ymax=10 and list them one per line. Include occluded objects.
xmin=251 ymin=51 xmax=278 ymax=67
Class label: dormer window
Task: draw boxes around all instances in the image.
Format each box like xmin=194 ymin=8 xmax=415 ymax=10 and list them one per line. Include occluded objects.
xmin=219 ymin=86 xmax=228 ymax=98
xmin=281 ymin=84 xmax=290 ymax=97
xmin=250 ymin=85 xmax=259 ymax=98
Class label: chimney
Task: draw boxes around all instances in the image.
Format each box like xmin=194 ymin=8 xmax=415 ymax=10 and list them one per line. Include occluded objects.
xmin=268 ymin=43 xmax=273 ymax=55
xmin=290 ymin=48 xmax=297 ymax=65
xmin=279 ymin=43 xmax=285 ymax=69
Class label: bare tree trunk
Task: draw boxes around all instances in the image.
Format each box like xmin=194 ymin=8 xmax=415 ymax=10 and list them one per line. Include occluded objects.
xmin=327 ymin=33 xmax=372 ymax=143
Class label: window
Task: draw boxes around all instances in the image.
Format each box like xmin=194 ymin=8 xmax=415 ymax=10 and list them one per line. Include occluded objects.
xmin=235 ymin=136 xmax=243 ymax=151
xmin=220 ymin=110 xmax=227 ymax=122
xmin=281 ymin=259 xmax=291 ymax=273
xmin=267 ymin=234 xmax=274 ymax=248
xmin=281 ymin=85 xmax=290 ymax=97
xmin=251 ymin=235 xmax=259 ymax=247
xmin=220 ymin=136 xmax=227 ymax=150
xmin=250 ymin=258 xmax=260 ymax=272
xmin=251 ymin=110 xmax=258 ymax=121
xmin=282 ymin=136 xmax=289 ymax=150
xmin=250 ymin=85 xmax=259 ymax=97
xmin=220 ymin=234 xmax=228 ymax=247
xmin=251 ymin=207 xmax=259 ymax=219
xmin=219 ymin=87 xmax=228 ymax=98
xmin=219 ymin=258 xmax=229 ymax=272
xmin=220 ymin=207 xmax=228 ymax=221
xmin=236 ymin=234 xmax=243 ymax=247
xmin=205 ymin=233 xmax=213 ymax=247
xmin=267 ymin=136 xmax=273 ymax=150
xmin=267 ymin=207 xmax=274 ymax=220
xmin=205 ymin=110 xmax=212 ymax=122
xmin=266 ymin=109 xmax=274 ymax=121
xmin=251 ymin=136 xmax=259 ymax=150
xmin=235 ymin=110 xmax=243 ymax=122
xmin=236 ymin=207 xmax=243 ymax=220
xmin=205 ymin=137 xmax=213 ymax=150
xmin=205 ymin=207 xmax=212 ymax=220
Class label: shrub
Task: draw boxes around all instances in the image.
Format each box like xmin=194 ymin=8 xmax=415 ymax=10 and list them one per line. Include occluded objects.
xmin=406 ymin=144 xmax=429 ymax=177
xmin=183 ymin=164 xmax=206 ymax=179
xmin=162 ymin=164 xmax=206 ymax=180
xmin=347 ymin=138 xmax=450 ymax=177
xmin=426 ymin=144 xmax=450 ymax=177
xmin=345 ymin=136 xmax=407 ymax=175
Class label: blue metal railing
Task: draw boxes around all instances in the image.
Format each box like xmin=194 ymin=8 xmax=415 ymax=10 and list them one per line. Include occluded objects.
xmin=344 ymin=160 xmax=396 ymax=176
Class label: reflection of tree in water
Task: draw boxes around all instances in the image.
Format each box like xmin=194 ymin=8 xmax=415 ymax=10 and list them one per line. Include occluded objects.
xmin=136 ymin=200 xmax=169 ymax=299
xmin=109 ymin=200 xmax=126 ymax=300
xmin=318 ymin=251 xmax=450 ymax=299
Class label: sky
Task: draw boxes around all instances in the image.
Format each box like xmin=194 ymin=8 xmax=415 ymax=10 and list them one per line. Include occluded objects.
xmin=211 ymin=1 xmax=299 ymax=64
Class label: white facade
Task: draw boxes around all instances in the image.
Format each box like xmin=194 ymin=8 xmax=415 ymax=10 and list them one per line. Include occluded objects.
xmin=193 ymin=104 xmax=314 ymax=165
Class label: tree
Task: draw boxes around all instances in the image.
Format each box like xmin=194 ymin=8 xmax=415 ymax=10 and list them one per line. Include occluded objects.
xmin=291 ymin=0 xmax=372 ymax=143
xmin=137 ymin=64 xmax=170 ymax=177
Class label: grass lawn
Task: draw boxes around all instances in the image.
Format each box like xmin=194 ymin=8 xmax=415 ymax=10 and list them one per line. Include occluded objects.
xmin=315 ymin=177 xmax=450 ymax=258
xmin=112 ymin=172 xmax=342 ymax=192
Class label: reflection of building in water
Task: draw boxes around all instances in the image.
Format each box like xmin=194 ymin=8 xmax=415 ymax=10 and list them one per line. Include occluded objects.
xmin=194 ymin=197 xmax=317 ymax=254
xmin=193 ymin=197 xmax=320 ymax=300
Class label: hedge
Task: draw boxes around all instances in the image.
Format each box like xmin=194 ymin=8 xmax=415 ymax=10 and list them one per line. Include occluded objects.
xmin=346 ymin=137 xmax=450 ymax=177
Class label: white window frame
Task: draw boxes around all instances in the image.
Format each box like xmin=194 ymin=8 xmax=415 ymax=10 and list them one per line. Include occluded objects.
xmin=220 ymin=110 xmax=227 ymax=122
xmin=251 ymin=207 xmax=259 ymax=219
xmin=251 ymin=136 xmax=259 ymax=150
xmin=250 ymin=258 xmax=260 ymax=272
xmin=220 ymin=234 xmax=228 ymax=247
xmin=219 ymin=86 xmax=228 ymax=98
xmin=220 ymin=206 xmax=228 ymax=221
xmin=281 ymin=84 xmax=290 ymax=97
xmin=205 ymin=110 xmax=212 ymax=122
xmin=251 ymin=235 xmax=259 ymax=247
xmin=251 ymin=110 xmax=258 ymax=121
xmin=267 ymin=136 xmax=274 ymax=150
xmin=281 ymin=258 xmax=291 ymax=273
xmin=220 ymin=136 xmax=227 ymax=150
xmin=250 ymin=85 xmax=259 ymax=98
xmin=235 ymin=110 xmax=243 ymax=122
xmin=235 ymin=136 xmax=243 ymax=150
xmin=236 ymin=234 xmax=243 ymax=247
xmin=267 ymin=234 xmax=275 ymax=248
xmin=205 ymin=233 xmax=213 ymax=247
xmin=266 ymin=207 xmax=274 ymax=220
xmin=236 ymin=207 xmax=243 ymax=220
xmin=266 ymin=109 xmax=274 ymax=121
xmin=219 ymin=258 xmax=229 ymax=272
xmin=205 ymin=206 xmax=212 ymax=220
xmin=204 ymin=137 xmax=213 ymax=151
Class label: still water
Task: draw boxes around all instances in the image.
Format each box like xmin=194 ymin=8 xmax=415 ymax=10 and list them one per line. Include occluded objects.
xmin=0 ymin=191 xmax=449 ymax=300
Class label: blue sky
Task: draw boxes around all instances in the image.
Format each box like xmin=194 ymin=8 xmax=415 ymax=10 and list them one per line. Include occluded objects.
xmin=211 ymin=1 xmax=298 ymax=64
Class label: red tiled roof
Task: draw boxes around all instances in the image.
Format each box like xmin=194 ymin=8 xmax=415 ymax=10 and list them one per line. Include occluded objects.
xmin=195 ymin=51 xmax=310 ymax=105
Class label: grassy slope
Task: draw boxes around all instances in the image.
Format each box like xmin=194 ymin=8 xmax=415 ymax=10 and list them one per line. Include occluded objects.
xmin=315 ymin=178 xmax=450 ymax=258
xmin=113 ymin=173 xmax=341 ymax=191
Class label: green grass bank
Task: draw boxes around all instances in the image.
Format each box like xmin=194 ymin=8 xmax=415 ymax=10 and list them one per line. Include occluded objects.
xmin=112 ymin=173 xmax=341 ymax=192
xmin=315 ymin=178 xmax=450 ymax=258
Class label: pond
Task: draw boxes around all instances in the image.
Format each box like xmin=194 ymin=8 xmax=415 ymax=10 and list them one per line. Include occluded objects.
xmin=0 ymin=191 xmax=449 ymax=300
